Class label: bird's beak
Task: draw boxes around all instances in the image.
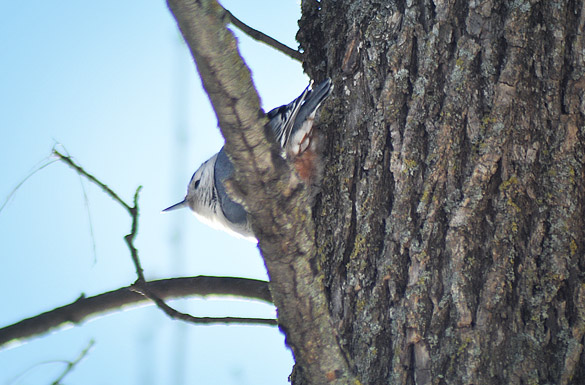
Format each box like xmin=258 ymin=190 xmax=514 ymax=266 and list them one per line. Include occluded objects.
xmin=162 ymin=200 xmax=188 ymax=212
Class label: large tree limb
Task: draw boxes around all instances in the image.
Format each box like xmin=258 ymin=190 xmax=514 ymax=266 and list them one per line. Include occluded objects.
xmin=166 ymin=1 xmax=353 ymax=383
xmin=0 ymin=276 xmax=273 ymax=350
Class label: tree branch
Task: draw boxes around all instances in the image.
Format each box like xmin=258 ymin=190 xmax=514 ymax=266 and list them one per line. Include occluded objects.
xmin=53 ymin=149 xmax=133 ymax=214
xmin=166 ymin=1 xmax=353 ymax=383
xmin=53 ymin=149 xmax=146 ymax=278
xmin=0 ymin=276 xmax=274 ymax=350
xmin=224 ymin=9 xmax=303 ymax=62
xmin=125 ymin=186 xmax=144 ymax=279
xmin=54 ymin=149 xmax=243 ymax=330
xmin=51 ymin=339 xmax=94 ymax=385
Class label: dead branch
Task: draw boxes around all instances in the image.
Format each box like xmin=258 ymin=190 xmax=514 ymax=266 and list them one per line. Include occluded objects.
xmin=223 ymin=8 xmax=303 ymax=62
xmin=51 ymin=340 xmax=94 ymax=385
xmin=53 ymin=150 xmax=132 ymax=213
xmin=54 ymin=149 xmax=251 ymax=329
xmin=0 ymin=276 xmax=274 ymax=350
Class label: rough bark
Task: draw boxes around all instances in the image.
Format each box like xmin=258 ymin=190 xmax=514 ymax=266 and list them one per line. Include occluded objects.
xmin=299 ymin=0 xmax=585 ymax=384
xmin=167 ymin=1 xmax=354 ymax=383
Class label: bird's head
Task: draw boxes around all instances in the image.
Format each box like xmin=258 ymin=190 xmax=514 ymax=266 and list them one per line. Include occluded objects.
xmin=163 ymin=154 xmax=218 ymax=218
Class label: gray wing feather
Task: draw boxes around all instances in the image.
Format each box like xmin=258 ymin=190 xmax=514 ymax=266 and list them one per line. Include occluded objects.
xmin=266 ymin=86 xmax=309 ymax=148
xmin=212 ymin=79 xmax=332 ymax=226
xmin=266 ymin=78 xmax=332 ymax=149
xmin=214 ymin=148 xmax=248 ymax=225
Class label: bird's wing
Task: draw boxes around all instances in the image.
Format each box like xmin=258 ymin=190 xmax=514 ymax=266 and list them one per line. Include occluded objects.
xmin=266 ymin=79 xmax=332 ymax=153
xmin=266 ymin=82 xmax=312 ymax=149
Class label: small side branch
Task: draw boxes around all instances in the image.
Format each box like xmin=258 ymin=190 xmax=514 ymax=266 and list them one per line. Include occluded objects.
xmin=51 ymin=340 xmax=95 ymax=385
xmin=224 ymin=9 xmax=303 ymax=62
xmin=53 ymin=149 xmax=145 ymax=278
xmin=53 ymin=150 xmax=132 ymax=213
xmin=0 ymin=276 xmax=274 ymax=350
xmin=130 ymin=278 xmax=274 ymax=327
xmin=126 ymin=186 xmax=144 ymax=279
xmin=53 ymin=151 xmax=271 ymax=331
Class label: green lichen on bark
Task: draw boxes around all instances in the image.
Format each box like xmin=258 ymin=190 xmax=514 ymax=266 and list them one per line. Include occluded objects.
xmin=300 ymin=0 xmax=585 ymax=384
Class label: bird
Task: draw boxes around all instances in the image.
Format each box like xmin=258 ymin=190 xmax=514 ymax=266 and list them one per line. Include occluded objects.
xmin=163 ymin=78 xmax=332 ymax=240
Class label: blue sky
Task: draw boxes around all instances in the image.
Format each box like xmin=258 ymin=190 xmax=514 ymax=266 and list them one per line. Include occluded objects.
xmin=0 ymin=1 xmax=308 ymax=383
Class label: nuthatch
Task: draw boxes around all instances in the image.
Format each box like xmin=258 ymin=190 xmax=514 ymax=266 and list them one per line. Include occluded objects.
xmin=164 ymin=79 xmax=332 ymax=240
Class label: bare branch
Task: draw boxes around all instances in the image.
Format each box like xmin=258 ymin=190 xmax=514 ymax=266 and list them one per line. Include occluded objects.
xmin=54 ymin=149 xmax=216 ymax=327
xmin=224 ymin=9 xmax=303 ymax=62
xmin=51 ymin=340 xmax=94 ymax=385
xmin=125 ymin=186 xmax=144 ymax=279
xmin=53 ymin=150 xmax=143 ymax=276
xmin=132 ymin=281 xmax=276 ymax=326
xmin=0 ymin=276 xmax=274 ymax=350
xmin=53 ymin=149 xmax=132 ymax=213
xmin=0 ymin=158 xmax=59 ymax=214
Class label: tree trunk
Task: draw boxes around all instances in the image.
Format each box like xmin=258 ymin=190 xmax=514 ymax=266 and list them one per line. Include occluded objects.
xmin=298 ymin=0 xmax=585 ymax=384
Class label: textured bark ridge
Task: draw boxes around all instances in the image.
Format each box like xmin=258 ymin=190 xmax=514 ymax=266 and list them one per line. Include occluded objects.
xmin=300 ymin=1 xmax=585 ymax=384
xmin=167 ymin=1 xmax=356 ymax=383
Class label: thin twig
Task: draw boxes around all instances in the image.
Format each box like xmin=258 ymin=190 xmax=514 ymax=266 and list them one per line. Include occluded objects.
xmin=0 ymin=276 xmax=274 ymax=350
xmin=54 ymin=150 xmax=146 ymax=279
xmin=52 ymin=150 xmax=271 ymax=331
xmin=54 ymin=149 xmax=145 ymax=277
xmin=224 ymin=9 xmax=303 ymax=62
xmin=51 ymin=145 xmax=99 ymax=262
xmin=51 ymin=340 xmax=95 ymax=385
xmin=125 ymin=186 xmax=144 ymax=279
xmin=131 ymin=281 xmax=275 ymax=326
xmin=76 ymin=171 xmax=98 ymax=264
xmin=53 ymin=149 xmax=132 ymax=213
xmin=0 ymin=158 xmax=58 ymax=214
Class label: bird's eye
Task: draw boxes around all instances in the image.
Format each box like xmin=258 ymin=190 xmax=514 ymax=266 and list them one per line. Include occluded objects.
xmin=194 ymin=180 xmax=200 ymax=189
